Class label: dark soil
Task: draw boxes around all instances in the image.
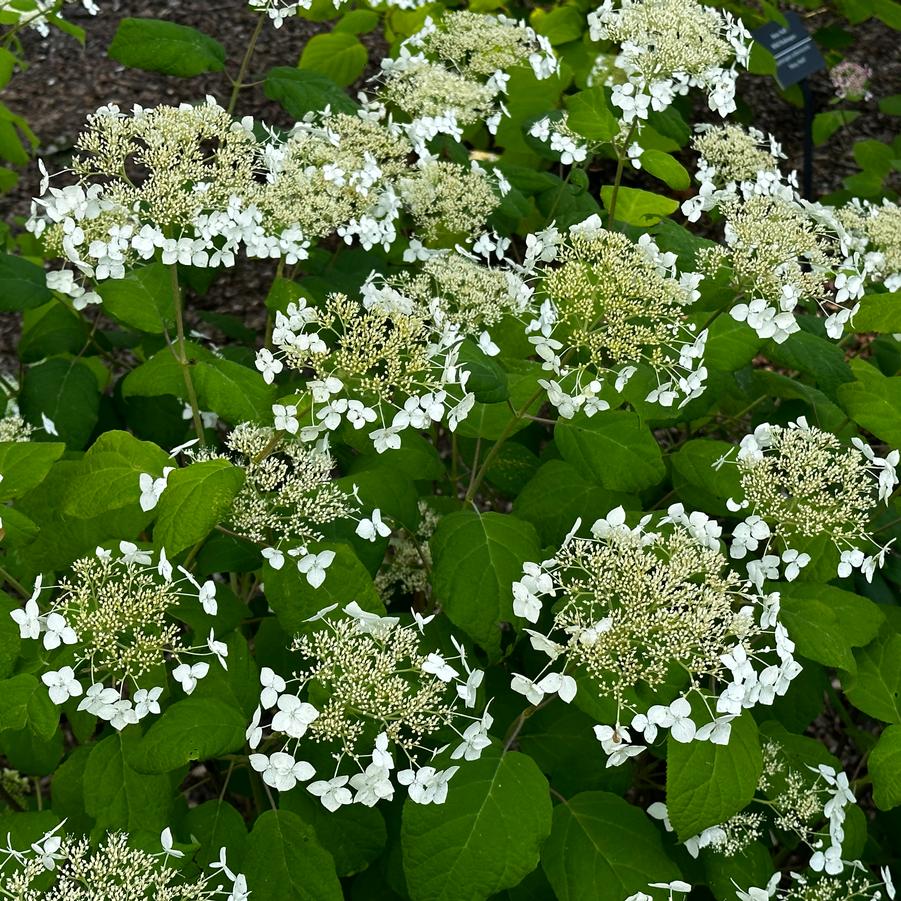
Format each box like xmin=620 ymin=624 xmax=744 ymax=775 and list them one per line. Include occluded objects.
xmin=0 ymin=2 xmax=898 ymax=368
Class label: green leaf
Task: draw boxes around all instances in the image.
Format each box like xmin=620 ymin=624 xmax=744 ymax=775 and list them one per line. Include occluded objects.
xmin=0 ymin=441 xmax=64 ymax=502
xmin=125 ymin=343 xmax=275 ymax=423
xmin=766 ymin=329 xmax=853 ymax=398
xmin=430 ymin=511 xmax=540 ymax=658
xmin=192 ymin=357 xmax=277 ymax=423
xmin=852 ymin=292 xmax=901 ymax=334
xmin=50 ymin=744 xmax=94 ymax=836
xmin=108 ymin=18 xmax=226 ymax=77
xmin=845 ymin=631 xmax=901 ymax=724
xmin=555 ymin=411 xmax=665 ymax=493
xmin=812 ymin=110 xmax=860 ymax=146
xmin=243 ymin=809 xmax=343 ymax=901
xmin=19 ymin=300 xmax=88 ymax=363
xmin=639 ymin=150 xmax=691 ymax=191
xmin=531 ymin=6 xmax=584 ymax=45
xmin=853 ymin=139 xmax=894 ymax=175
xmin=670 ymin=439 xmax=741 ymax=516
xmin=564 ymin=87 xmax=619 ymax=142
xmin=870 ymin=725 xmax=901 ymax=810
xmin=299 ymin=32 xmax=368 ymax=87
xmin=457 ymin=340 xmax=508 ymax=404
xmin=334 ymin=9 xmax=379 ymax=33
xmin=97 ymin=263 xmax=174 ymax=334
xmin=0 ymin=253 xmax=52 ymax=311
xmin=20 ymin=357 xmax=102 ymax=449
xmin=83 ymin=732 xmax=173 ymax=833
xmin=837 ymin=361 xmax=901 ymax=447
xmin=129 ymin=698 xmax=246 ymax=774
xmin=455 ymin=365 xmax=543 ymax=441
xmin=601 ymin=185 xmax=679 ymax=226
xmin=153 ymin=459 xmax=245 ymax=557
xmin=778 ymin=583 xmax=885 ymax=672
xmin=703 ymin=314 xmax=764 ymax=371
xmin=264 ymin=542 xmax=384 ymax=634
xmin=704 ymin=842 xmax=776 ymax=901
xmin=264 ymin=66 xmax=357 ymax=118
xmin=185 ymin=800 xmax=248 ymax=869
xmin=666 ymin=711 xmax=762 ymax=841
xmin=0 ymin=595 xmax=21 ymax=679
xmin=0 ymin=673 xmax=59 ymax=740
xmin=281 ymin=790 xmax=387 ymax=877
xmin=541 ymin=791 xmax=681 ymax=900
xmin=402 ymin=750 xmax=552 ymax=901
xmin=513 ymin=459 xmax=634 ymax=547
xmin=63 ymin=430 xmax=170 ymax=518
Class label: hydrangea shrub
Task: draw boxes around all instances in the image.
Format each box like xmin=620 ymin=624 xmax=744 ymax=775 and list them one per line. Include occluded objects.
xmin=1 ymin=0 xmax=900 ymax=899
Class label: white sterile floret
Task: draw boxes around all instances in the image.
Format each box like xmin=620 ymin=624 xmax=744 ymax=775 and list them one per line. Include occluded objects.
xmin=510 ymin=508 xmax=799 ymax=767
xmin=248 ymin=0 xmax=311 ymax=28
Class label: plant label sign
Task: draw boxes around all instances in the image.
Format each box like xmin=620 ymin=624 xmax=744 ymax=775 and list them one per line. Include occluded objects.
xmin=753 ymin=11 xmax=826 ymax=88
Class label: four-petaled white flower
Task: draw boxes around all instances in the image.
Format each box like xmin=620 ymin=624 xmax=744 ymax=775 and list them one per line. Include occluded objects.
xmin=160 ymin=827 xmax=184 ymax=860
xmin=273 ymin=403 xmax=299 ymax=434
xmin=250 ymin=751 xmax=315 ymax=791
xmin=42 ymin=612 xmax=77 ymax=650
xmin=271 ymin=694 xmax=319 ymax=738
xmin=138 ymin=467 xmax=173 ymax=512
xmin=422 ymin=653 xmax=460 ymax=683
xmin=260 ymin=667 xmax=287 ymax=708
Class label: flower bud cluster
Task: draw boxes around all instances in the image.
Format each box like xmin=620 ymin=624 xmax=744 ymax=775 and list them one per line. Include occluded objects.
xmin=377 ymin=12 xmax=557 ymax=148
xmin=370 ymin=245 xmax=532 ymax=348
xmin=738 ymin=864 xmax=895 ymax=901
xmin=0 ymin=824 xmax=248 ymax=901
xmin=681 ymin=124 xmax=797 ymax=222
xmin=256 ymin=290 xmax=475 ymax=453
xmin=189 ymin=424 xmax=358 ymax=588
xmin=374 ymin=500 xmax=442 ymax=600
xmin=527 ymin=216 xmax=707 ymax=415
xmin=587 ymin=0 xmax=751 ymax=121
xmin=656 ymin=740 xmax=857 ymax=877
xmin=9 ymin=542 xmax=228 ymax=730
xmin=245 ymin=603 xmax=490 ymax=809
xmin=699 ymin=195 xmax=866 ymax=342
xmin=29 ymin=21 xmax=557 ymax=303
xmin=509 ymin=506 xmax=799 ymax=767
xmin=835 ymin=199 xmax=901 ymax=293
xmin=717 ymin=417 xmax=898 ymax=585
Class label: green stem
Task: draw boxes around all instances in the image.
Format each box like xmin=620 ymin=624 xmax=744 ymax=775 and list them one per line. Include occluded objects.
xmin=169 ymin=265 xmax=205 ymax=443
xmin=503 ymin=697 xmax=553 ymax=752
xmin=227 ymin=12 xmax=266 ymax=116
xmin=606 ymin=123 xmax=637 ymax=228
xmin=0 ymin=565 xmax=29 ymax=599
xmin=462 ymin=385 xmax=544 ymax=506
